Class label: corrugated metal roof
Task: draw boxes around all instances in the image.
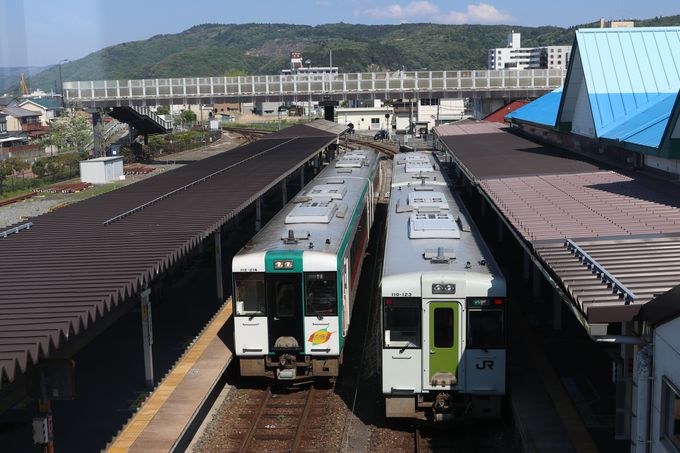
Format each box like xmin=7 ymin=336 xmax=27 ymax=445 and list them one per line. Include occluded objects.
xmin=434 ymin=119 xmax=503 ymax=136
xmin=575 ymin=27 xmax=680 ymax=137
xmin=437 ymin=124 xmax=606 ymax=180
xmin=483 ymin=100 xmax=530 ymax=124
xmin=599 ymin=92 xmax=678 ymax=148
xmin=482 ymin=171 xmax=680 ymax=242
xmin=0 ymin=132 xmax=335 ymax=386
xmin=536 ymin=235 xmax=680 ymax=323
xmin=506 ymin=87 xmax=562 ymax=127
xmin=0 ymin=106 xmax=40 ymax=118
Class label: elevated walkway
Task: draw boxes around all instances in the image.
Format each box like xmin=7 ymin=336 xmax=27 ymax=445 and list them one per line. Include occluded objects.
xmin=63 ymin=68 xmax=566 ymax=107
xmin=109 ymin=106 xmax=172 ymax=138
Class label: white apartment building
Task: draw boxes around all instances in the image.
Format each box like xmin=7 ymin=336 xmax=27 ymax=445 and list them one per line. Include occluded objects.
xmin=488 ymin=32 xmax=571 ymax=70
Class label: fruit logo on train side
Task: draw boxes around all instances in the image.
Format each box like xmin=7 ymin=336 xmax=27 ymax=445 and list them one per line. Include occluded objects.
xmin=308 ymin=328 xmax=334 ymax=345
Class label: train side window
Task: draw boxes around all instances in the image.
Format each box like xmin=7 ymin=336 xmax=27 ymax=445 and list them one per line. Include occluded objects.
xmin=305 ymin=272 xmax=337 ymax=316
xmin=384 ymin=298 xmax=421 ymax=348
xmin=234 ymin=273 xmax=265 ymax=316
xmin=433 ymin=308 xmax=454 ymax=348
xmin=467 ymin=309 xmax=504 ymax=349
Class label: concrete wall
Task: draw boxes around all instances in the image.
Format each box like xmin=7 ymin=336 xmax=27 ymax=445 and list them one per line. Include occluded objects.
xmin=645 ymin=155 xmax=680 ymax=177
xmin=650 ymin=318 xmax=680 ymax=452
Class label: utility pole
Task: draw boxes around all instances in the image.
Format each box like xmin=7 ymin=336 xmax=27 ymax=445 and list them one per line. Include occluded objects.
xmin=58 ymin=59 xmax=69 ymax=110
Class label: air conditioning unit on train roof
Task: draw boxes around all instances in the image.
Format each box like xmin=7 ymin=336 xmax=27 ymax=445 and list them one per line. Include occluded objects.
xmin=285 ymin=201 xmax=337 ymax=224
xmin=407 ymin=191 xmax=449 ymax=211
xmin=405 ymin=161 xmax=434 ymax=173
xmin=409 ymin=213 xmax=460 ymax=239
xmin=305 ymin=184 xmax=347 ymax=200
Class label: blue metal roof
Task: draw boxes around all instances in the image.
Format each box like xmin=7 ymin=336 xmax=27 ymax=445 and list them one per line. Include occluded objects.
xmin=600 ymin=92 xmax=678 ymax=149
xmin=575 ymin=27 xmax=680 ymax=138
xmin=506 ymin=87 xmax=562 ymax=126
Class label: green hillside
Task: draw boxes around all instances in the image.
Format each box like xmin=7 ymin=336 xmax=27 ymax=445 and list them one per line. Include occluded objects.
xmin=23 ymin=15 xmax=680 ymax=90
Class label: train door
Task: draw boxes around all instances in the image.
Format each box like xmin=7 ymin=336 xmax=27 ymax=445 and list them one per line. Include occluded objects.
xmin=266 ymin=274 xmax=304 ymax=351
xmin=423 ymin=301 xmax=460 ymax=388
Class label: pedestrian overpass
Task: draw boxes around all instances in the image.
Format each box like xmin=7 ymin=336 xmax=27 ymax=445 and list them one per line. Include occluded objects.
xmin=63 ymin=69 xmax=566 ymax=107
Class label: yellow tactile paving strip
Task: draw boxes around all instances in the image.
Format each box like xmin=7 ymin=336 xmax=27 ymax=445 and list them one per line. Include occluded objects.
xmin=106 ymin=300 xmax=233 ymax=453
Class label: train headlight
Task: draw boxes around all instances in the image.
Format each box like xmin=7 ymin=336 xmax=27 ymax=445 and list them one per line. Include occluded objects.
xmin=432 ymin=283 xmax=456 ymax=294
xmin=274 ymin=260 xmax=294 ymax=270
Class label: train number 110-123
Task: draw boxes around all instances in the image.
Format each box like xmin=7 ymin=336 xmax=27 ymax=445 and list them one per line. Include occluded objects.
xmin=390 ymin=292 xmax=412 ymax=297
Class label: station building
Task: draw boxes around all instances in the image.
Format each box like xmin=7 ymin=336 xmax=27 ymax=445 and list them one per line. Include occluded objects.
xmin=507 ymin=26 xmax=680 ymax=178
xmin=438 ymin=25 xmax=680 ymax=451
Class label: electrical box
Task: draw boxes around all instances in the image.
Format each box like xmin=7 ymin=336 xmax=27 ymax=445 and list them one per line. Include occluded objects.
xmin=32 ymin=417 xmax=49 ymax=444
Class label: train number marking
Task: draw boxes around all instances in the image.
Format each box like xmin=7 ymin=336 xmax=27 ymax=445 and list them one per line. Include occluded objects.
xmin=390 ymin=292 xmax=412 ymax=297
xmin=476 ymin=360 xmax=495 ymax=370
xmin=239 ymin=268 xmax=259 ymax=272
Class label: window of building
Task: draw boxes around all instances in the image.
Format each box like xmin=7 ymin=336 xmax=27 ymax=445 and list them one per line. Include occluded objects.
xmin=371 ymin=118 xmax=380 ymax=127
xmin=662 ymin=377 xmax=680 ymax=451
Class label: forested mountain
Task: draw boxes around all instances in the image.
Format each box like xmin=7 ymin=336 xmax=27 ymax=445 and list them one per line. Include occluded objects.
xmin=20 ymin=15 xmax=680 ymax=91
xmin=0 ymin=66 xmax=49 ymax=94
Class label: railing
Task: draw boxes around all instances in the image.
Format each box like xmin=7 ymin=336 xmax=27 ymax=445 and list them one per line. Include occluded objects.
xmin=130 ymin=106 xmax=173 ymax=130
xmin=564 ymin=239 xmax=636 ymax=304
xmin=64 ymin=69 xmax=566 ymax=102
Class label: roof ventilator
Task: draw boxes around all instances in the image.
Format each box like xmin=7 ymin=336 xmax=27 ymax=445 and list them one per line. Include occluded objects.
xmin=423 ymin=247 xmax=455 ymax=264
xmin=282 ymin=229 xmax=310 ymax=244
xmin=564 ymin=239 xmax=636 ymax=304
xmin=0 ymin=222 xmax=32 ymax=239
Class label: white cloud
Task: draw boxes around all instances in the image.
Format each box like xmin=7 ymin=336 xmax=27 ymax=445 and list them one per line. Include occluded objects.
xmin=356 ymin=1 xmax=440 ymax=20
xmin=354 ymin=2 xmax=512 ymax=24
xmin=438 ymin=3 xmax=512 ymax=24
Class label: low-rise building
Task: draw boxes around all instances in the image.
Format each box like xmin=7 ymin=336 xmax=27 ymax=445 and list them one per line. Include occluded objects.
xmin=635 ymin=285 xmax=680 ymax=453
xmin=0 ymin=106 xmax=42 ymax=134
xmin=18 ymin=98 xmax=62 ymax=126
xmin=80 ymin=156 xmax=124 ymax=184
xmin=488 ymin=32 xmax=571 ymax=70
xmin=336 ymin=106 xmax=393 ymax=131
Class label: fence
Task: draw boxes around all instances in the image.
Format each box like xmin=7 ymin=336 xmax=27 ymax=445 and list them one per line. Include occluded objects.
xmin=1 ymin=166 xmax=80 ymax=195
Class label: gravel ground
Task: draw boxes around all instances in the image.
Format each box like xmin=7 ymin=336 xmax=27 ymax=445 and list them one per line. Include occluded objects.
xmin=0 ymin=134 xmax=241 ymax=229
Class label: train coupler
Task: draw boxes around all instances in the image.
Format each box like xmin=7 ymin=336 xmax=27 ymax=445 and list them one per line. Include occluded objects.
xmin=432 ymin=392 xmax=453 ymax=422
xmin=276 ymin=354 xmax=297 ymax=380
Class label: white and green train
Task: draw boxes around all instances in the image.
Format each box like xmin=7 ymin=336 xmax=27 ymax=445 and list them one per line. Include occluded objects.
xmin=381 ymin=152 xmax=507 ymax=421
xmin=232 ymin=149 xmax=381 ymax=381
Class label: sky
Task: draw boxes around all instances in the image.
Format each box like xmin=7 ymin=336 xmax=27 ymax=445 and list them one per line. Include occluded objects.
xmin=0 ymin=0 xmax=677 ymax=67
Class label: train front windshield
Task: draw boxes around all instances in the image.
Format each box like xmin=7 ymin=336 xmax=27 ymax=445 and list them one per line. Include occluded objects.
xmin=305 ymin=272 xmax=337 ymax=316
xmin=234 ymin=273 xmax=266 ymax=315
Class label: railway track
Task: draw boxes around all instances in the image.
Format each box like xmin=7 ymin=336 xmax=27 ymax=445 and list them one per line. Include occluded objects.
xmin=227 ymin=385 xmax=332 ymax=453
xmin=224 ymin=126 xmax=401 ymax=157
xmin=223 ymin=127 xmax=270 ymax=143
xmin=346 ymin=137 xmax=399 ymax=157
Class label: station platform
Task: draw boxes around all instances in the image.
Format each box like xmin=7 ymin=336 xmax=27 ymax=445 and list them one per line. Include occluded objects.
xmin=106 ymin=300 xmax=233 ymax=453
xmin=508 ymin=301 xmax=598 ymax=453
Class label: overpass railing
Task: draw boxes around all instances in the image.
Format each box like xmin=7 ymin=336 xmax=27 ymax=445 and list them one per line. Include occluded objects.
xmin=63 ymin=69 xmax=566 ymax=102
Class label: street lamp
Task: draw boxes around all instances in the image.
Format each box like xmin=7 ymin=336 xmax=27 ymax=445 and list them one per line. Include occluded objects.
xmin=58 ymin=59 xmax=69 ymax=109
xmin=305 ymin=60 xmax=312 ymax=122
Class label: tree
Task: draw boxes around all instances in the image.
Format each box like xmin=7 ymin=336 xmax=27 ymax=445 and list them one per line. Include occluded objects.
xmin=156 ymin=105 xmax=170 ymax=115
xmin=41 ymin=112 xmax=93 ymax=158
xmin=0 ymin=162 xmax=12 ymax=192
xmin=225 ymin=69 xmax=249 ymax=77
xmin=179 ymin=110 xmax=197 ymax=126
